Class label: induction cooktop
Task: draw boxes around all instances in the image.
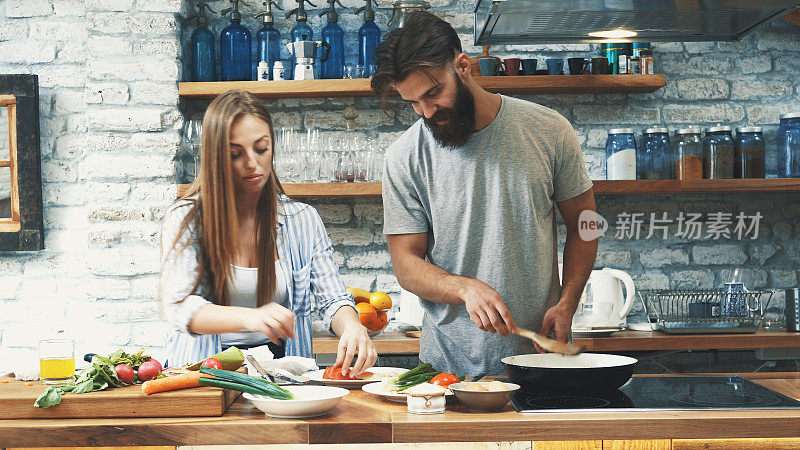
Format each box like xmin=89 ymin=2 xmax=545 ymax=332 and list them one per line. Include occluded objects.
xmin=511 ymin=376 xmax=800 ymax=413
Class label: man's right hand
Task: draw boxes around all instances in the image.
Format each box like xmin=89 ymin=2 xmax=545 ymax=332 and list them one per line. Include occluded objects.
xmin=457 ymin=278 xmax=517 ymax=337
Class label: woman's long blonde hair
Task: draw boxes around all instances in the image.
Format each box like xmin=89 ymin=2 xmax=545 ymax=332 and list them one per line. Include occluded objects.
xmin=164 ymin=89 xmax=285 ymax=307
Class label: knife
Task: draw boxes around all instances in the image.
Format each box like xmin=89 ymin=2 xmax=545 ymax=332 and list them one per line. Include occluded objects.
xmin=246 ymin=355 xmax=320 ymax=386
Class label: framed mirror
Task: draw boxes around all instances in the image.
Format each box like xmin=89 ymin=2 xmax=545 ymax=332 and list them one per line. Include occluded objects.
xmin=0 ymin=75 xmax=43 ymax=251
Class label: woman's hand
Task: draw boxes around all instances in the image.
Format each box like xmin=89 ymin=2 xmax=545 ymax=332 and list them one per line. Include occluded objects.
xmin=241 ymin=303 xmax=296 ymax=343
xmin=335 ymin=322 xmax=377 ymax=377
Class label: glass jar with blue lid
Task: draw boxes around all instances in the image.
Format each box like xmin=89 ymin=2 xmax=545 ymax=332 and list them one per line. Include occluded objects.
xmin=734 ymin=126 xmax=765 ymax=178
xmin=703 ymin=125 xmax=734 ymax=179
xmin=606 ymin=128 xmax=636 ymax=180
xmin=638 ymin=127 xmax=671 ymax=179
xmin=777 ymin=112 xmax=800 ymax=178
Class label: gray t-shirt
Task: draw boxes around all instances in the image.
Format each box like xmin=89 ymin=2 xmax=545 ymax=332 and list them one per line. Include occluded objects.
xmin=382 ymin=95 xmax=593 ymax=376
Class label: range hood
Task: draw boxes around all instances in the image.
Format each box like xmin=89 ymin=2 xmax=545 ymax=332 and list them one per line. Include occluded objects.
xmin=474 ymin=0 xmax=800 ymax=44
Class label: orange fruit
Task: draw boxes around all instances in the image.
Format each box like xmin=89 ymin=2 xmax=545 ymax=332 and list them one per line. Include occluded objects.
xmin=369 ymin=291 xmax=392 ymax=310
xmin=347 ymin=286 xmax=372 ymax=303
xmin=355 ymin=302 xmax=378 ymax=328
xmin=367 ymin=310 xmax=388 ymax=331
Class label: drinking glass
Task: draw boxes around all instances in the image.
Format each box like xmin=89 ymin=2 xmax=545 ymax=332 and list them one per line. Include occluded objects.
xmin=365 ymin=64 xmax=377 ymax=78
xmin=355 ymin=65 xmax=366 ymax=78
xmin=343 ymin=64 xmax=358 ymax=79
xmin=39 ymin=338 xmax=75 ymax=385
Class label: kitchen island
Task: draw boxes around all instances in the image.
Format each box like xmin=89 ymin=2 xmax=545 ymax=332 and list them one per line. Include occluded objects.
xmin=1 ymin=373 xmax=799 ymax=448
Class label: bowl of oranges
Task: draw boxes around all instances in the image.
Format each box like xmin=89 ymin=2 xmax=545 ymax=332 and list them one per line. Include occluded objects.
xmin=347 ymin=287 xmax=393 ymax=337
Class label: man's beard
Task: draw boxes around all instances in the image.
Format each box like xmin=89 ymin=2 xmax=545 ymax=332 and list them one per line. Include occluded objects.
xmin=423 ymin=73 xmax=476 ymax=148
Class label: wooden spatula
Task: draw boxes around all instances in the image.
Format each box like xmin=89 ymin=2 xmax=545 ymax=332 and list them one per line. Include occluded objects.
xmin=514 ymin=327 xmax=583 ymax=356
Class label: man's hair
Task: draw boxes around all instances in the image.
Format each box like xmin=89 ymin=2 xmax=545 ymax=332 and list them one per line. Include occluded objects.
xmin=370 ymin=11 xmax=462 ymax=114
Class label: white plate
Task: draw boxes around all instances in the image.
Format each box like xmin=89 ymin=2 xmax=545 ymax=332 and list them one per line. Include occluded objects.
xmin=571 ymin=327 xmax=623 ymax=337
xmin=361 ymin=381 xmax=455 ymax=403
xmin=244 ymin=385 xmax=349 ymax=419
xmin=304 ymin=366 xmax=408 ymax=388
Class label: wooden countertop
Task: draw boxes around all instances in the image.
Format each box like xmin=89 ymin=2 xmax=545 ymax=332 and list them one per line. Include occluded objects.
xmin=1 ymin=373 xmax=800 ymax=446
xmin=313 ymin=331 xmax=420 ymax=354
xmin=312 ymin=330 xmax=800 ymax=355
xmin=574 ymin=329 xmax=800 ymax=352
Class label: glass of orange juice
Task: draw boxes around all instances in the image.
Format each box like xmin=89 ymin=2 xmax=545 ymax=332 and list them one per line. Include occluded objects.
xmin=39 ymin=338 xmax=75 ymax=384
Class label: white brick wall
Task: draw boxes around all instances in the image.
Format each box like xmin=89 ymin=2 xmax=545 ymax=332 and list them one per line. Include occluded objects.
xmin=1 ymin=0 xmax=799 ymax=366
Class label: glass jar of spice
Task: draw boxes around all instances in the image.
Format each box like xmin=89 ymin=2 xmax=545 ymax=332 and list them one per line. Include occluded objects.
xmin=606 ymin=128 xmax=637 ymax=180
xmin=673 ymin=128 xmax=703 ymax=180
xmin=734 ymin=126 xmax=765 ymax=178
xmin=703 ymin=125 xmax=734 ymax=179
xmin=638 ymin=127 xmax=671 ymax=179
xmin=777 ymin=112 xmax=800 ymax=178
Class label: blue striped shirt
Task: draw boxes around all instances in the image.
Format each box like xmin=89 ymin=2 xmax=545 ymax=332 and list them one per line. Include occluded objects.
xmin=159 ymin=196 xmax=355 ymax=368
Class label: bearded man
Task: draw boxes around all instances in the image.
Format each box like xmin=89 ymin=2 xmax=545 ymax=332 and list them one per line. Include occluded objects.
xmin=371 ymin=11 xmax=599 ymax=375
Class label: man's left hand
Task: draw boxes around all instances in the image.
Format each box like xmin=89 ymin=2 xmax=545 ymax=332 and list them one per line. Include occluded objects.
xmin=536 ymin=303 xmax=575 ymax=353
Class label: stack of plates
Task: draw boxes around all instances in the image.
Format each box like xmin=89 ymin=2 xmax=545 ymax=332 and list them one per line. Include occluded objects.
xmin=571 ymin=326 xmax=623 ymax=337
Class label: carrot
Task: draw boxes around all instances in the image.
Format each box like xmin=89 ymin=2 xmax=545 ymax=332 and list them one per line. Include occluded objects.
xmin=141 ymin=371 xmax=208 ymax=394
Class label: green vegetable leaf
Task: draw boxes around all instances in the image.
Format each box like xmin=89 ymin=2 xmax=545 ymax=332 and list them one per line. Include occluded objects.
xmin=34 ymin=386 xmax=65 ymax=408
xmin=71 ymin=378 xmax=95 ymax=394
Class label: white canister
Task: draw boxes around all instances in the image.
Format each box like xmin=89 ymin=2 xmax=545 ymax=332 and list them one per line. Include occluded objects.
xmin=257 ymin=61 xmax=270 ymax=81
xmin=273 ymin=61 xmax=285 ymax=81
xmin=406 ymin=392 xmax=446 ymax=414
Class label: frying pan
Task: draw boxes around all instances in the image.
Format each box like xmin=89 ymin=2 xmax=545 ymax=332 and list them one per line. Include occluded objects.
xmin=502 ymin=353 xmax=637 ymax=392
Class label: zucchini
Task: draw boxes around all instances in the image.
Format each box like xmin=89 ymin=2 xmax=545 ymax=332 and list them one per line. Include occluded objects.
xmin=394 ymin=363 xmax=432 ymax=384
xmin=200 ymin=367 xmax=293 ymax=399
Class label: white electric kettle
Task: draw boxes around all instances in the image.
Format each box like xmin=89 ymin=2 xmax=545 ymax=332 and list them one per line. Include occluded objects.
xmin=573 ymin=268 xmax=636 ymax=329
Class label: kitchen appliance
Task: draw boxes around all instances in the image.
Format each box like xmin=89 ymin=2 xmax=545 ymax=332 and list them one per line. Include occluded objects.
xmin=511 ymin=375 xmax=800 ymax=413
xmin=395 ymin=288 xmax=424 ymax=328
xmin=286 ymin=40 xmax=331 ymax=80
xmin=502 ymin=353 xmax=637 ymax=393
xmin=474 ymin=0 xmax=800 ymax=44
xmin=285 ymin=0 xmax=315 ymax=80
xmin=573 ymin=268 xmax=636 ymax=329
xmin=639 ymin=289 xmax=774 ymax=334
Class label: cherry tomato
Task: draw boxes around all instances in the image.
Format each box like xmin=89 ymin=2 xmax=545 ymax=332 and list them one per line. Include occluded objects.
xmin=201 ymin=358 xmax=222 ymax=369
xmin=430 ymin=373 xmax=459 ymax=387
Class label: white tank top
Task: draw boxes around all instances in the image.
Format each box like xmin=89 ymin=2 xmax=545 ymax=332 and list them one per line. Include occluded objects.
xmin=220 ymin=260 xmax=290 ymax=347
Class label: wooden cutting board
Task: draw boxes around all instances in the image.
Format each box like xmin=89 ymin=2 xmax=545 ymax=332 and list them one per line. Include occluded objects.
xmin=0 ymin=376 xmax=240 ymax=419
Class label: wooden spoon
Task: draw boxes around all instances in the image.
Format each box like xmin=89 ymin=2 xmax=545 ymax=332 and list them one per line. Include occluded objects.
xmin=514 ymin=327 xmax=583 ymax=356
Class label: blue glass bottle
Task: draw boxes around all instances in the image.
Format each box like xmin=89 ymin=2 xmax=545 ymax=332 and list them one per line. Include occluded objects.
xmin=255 ymin=0 xmax=283 ymax=81
xmin=318 ymin=0 xmax=344 ymax=79
xmin=184 ymin=2 xmax=217 ymax=82
xmin=286 ymin=0 xmax=316 ymax=80
xmin=355 ymin=0 xmax=381 ymax=70
xmin=220 ymin=0 xmax=252 ymax=81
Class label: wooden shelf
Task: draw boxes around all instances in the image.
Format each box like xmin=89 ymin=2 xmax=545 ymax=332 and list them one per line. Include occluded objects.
xmin=178 ymin=179 xmax=800 ymax=198
xmin=178 ymin=74 xmax=666 ymax=99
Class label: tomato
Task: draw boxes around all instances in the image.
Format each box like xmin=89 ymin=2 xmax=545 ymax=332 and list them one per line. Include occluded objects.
xmin=114 ymin=364 xmax=135 ymax=384
xmin=430 ymin=373 xmax=459 ymax=387
xmin=137 ymin=360 xmax=161 ymax=382
xmin=322 ymin=366 xmax=370 ymax=380
xmin=201 ymin=358 xmax=222 ymax=369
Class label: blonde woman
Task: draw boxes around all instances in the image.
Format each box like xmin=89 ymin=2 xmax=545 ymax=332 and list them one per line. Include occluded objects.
xmin=160 ymin=90 xmax=376 ymax=376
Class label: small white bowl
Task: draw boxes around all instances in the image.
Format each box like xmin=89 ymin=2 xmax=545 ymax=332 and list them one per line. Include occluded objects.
xmin=449 ymin=381 xmax=521 ymax=411
xmin=244 ymin=385 xmax=349 ymax=418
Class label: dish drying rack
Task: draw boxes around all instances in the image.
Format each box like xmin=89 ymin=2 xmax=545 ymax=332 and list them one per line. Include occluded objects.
xmin=638 ymin=289 xmax=774 ymax=334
